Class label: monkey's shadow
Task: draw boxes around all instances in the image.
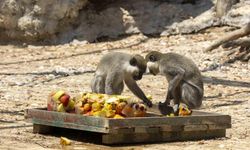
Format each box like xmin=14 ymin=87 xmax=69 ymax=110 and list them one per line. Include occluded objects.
xmin=211 ymin=100 xmax=247 ymax=108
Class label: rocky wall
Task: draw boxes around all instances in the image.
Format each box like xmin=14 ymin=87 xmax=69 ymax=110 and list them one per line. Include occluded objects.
xmin=0 ymin=0 xmax=249 ymax=44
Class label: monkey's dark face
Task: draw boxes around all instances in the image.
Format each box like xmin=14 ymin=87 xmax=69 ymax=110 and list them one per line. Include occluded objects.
xmin=133 ymin=70 xmax=144 ymax=80
xmin=145 ymin=51 xmax=161 ymax=75
xmin=128 ymin=55 xmax=147 ymax=81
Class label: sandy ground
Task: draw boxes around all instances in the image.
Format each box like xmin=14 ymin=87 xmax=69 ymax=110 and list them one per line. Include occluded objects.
xmin=0 ymin=27 xmax=249 ymax=150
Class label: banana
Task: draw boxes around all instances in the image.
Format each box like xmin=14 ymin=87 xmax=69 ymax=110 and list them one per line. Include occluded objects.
xmin=60 ymin=137 xmax=71 ymax=145
xmin=52 ymin=90 xmax=65 ymax=102
xmin=57 ymin=103 xmax=66 ymax=112
xmin=113 ymin=114 xmax=124 ymax=119
xmin=65 ymin=99 xmax=75 ymax=111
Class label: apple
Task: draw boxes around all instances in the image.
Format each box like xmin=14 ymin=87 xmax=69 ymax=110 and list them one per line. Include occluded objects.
xmin=60 ymin=94 xmax=70 ymax=106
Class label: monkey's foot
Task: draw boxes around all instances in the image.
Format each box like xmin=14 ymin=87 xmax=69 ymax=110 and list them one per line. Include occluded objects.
xmin=158 ymin=102 xmax=174 ymax=115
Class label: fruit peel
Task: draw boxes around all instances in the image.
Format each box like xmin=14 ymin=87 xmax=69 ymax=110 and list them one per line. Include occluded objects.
xmin=60 ymin=137 xmax=71 ymax=145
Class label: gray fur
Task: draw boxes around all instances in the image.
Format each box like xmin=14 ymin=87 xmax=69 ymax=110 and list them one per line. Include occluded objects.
xmin=91 ymin=52 xmax=152 ymax=107
xmin=145 ymin=51 xmax=204 ymax=109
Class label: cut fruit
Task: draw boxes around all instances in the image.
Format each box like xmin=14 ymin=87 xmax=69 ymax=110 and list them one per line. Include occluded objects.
xmin=57 ymin=103 xmax=66 ymax=112
xmin=52 ymin=90 xmax=65 ymax=102
xmin=113 ymin=114 xmax=125 ymax=119
xmin=60 ymin=137 xmax=71 ymax=145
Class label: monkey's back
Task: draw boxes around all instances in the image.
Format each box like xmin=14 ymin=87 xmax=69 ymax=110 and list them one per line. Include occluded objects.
xmin=162 ymin=53 xmax=203 ymax=88
xmin=96 ymin=52 xmax=131 ymax=74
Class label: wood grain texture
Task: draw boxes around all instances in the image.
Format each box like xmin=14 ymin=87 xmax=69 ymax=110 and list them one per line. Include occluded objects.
xmin=27 ymin=108 xmax=231 ymax=144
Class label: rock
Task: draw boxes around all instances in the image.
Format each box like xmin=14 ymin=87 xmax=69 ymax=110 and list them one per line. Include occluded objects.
xmin=0 ymin=0 xmax=249 ymax=44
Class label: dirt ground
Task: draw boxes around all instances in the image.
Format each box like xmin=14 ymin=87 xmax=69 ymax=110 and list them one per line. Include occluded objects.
xmin=0 ymin=27 xmax=249 ymax=150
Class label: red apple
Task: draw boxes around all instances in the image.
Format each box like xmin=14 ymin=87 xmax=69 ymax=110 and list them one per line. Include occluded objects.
xmin=60 ymin=94 xmax=70 ymax=106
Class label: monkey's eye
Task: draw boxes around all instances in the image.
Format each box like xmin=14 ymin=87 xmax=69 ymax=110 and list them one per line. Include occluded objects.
xmin=149 ymin=55 xmax=156 ymax=62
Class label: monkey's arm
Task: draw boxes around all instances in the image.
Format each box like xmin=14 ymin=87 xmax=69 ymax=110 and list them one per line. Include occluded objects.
xmin=124 ymin=77 xmax=153 ymax=107
xmin=163 ymin=66 xmax=185 ymax=105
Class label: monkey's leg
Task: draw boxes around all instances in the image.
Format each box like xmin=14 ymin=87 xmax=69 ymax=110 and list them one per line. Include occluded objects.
xmin=162 ymin=67 xmax=185 ymax=115
xmin=91 ymin=75 xmax=105 ymax=94
xmin=163 ymin=67 xmax=185 ymax=106
xmin=105 ymin=72 xmax=123 ymax=95
xmin=114 ymin=82 xmax=124 ymax=94
xmin=181 ymin=83 xmax=202 ymax=109
xmin=171 ymin=85 xmax=182 ymax=115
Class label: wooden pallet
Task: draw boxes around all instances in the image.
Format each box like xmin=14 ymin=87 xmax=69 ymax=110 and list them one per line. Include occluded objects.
xmin=25 ymin=108 xmax=231 ymax=144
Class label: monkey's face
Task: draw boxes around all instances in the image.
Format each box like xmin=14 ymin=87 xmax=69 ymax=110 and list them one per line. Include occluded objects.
xmin=127 ymin=55 xmax=147 ymax=81
xmin=145 ymin=51 xmax=161 ymax=75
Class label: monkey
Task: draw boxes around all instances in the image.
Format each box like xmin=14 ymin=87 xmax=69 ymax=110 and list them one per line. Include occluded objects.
xmin=145 ymin=51 xmax=203 ymax=114
xmin=91 ymin=52 xmax=153 ymax=107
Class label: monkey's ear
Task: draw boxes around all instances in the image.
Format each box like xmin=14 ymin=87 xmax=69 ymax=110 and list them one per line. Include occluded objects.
xmin=130 ymin=57 xmax=137 ymax=66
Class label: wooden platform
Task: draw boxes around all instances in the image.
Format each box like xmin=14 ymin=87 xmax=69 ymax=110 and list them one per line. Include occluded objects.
xmin=25 ymin=108 xmax=231 ymax=144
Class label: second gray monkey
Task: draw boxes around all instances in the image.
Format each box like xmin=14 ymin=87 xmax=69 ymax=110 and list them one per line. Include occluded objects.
xmin=145 ymin=51 xmax=204 ymax=114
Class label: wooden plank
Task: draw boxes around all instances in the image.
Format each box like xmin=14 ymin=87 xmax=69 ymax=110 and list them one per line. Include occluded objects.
xmin=108 ymin=115 xmax=231 ymax=129
xmin=29 ymin=109 xmax=109 ymax=128
xmin=208 ymin=124 xmax=232 ymax=130
xmin=32 ymin=118 xmax=109 ymax=133
xmin=27 ymin=109 xmax=109 ymax=133
xmin=134 ymin=127 xmax=161 ymax=133
xmin=27 ymin=108 xmax=231 ymax=134
xmin=184 ymin=125 xmax=208 ymax=131
xmin=102 ymin=129 xmax=226 ymax=144
xmin=161 ymin=125 xmax=183 ymax=132
xmin=108 ymin=128 xmax=134 ymax=134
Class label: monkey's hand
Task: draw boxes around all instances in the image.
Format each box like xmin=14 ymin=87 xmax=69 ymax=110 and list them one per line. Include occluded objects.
xmin=158 ymin=102 xmax=174 ymax=115
xmin=144 ymin=100 xmax=153 ymax=108
xmin=124 ymin=77 xmax=153 ymax=107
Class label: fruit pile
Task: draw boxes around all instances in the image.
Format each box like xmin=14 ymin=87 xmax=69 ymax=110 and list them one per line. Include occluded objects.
xmin=47 ymin=90 xmax=192 ymax=118
xmin=47 ymin=91 xmax=75 ymax=113
xmin=47 ymin=91 xmax=147 ymax=118
xmin=178 ymin=105 xmax=192 ymax=116
xmin=166 ymin=105 xmax=192 ymax=117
